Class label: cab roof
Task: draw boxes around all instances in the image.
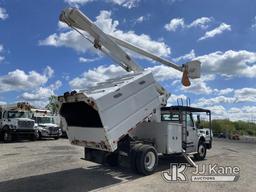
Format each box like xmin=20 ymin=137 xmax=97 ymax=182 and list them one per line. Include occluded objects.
xmin=161 ymin=106 xmax=211 ymax=114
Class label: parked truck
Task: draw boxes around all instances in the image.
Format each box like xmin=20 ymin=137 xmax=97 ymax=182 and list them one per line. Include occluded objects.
xmin=31 ymin=108 xmax=62 ymax=140
xmin=58 ymin=8 xmax=212 ymax=175
xmin=0 ymin=102 xmax=36 ymax=142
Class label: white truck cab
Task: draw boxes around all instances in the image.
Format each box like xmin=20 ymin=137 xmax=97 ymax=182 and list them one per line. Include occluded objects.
xmin=31 ymin=109 xmax=62 ymax=140
xmin=0 ymin=103 xmax=36 ymax=142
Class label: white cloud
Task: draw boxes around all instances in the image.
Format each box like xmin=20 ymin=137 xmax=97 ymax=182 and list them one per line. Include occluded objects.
xmin=227 ymin=106 xmax=256 ymax=122
xmin=0 ymin=7 xmax=8 ymax=20
xmin=147 ymin=65 xmax=181 ymax=81
xmin=21 ymin=87 xmax=54 ymax=101
xmin=0 ymin=66 xmax=53 ymax=93
xmin=207 ymin=105 xmax=227 ymax=117
xmin=0 ymin=44 xmax=4 ymax=63
xmin=182 ymin=74 xmax=215 ymax=95
xmin=111 ymin=0 xmax=140 ymax=9
xmin=39 ymin=31 xmax=94 ymax=53
xmin=69 ymin=64 xmax=126 ymax=88
xmin=198 ymin=23 xmax=231 ymax=41
xmin=195 ymin=88 xmax=256 ymax=108
xmin=167 ymin=94 xmax=187 ymax=106
xmin=20 ymin=80 xmax=62 ymax=108
xmin=197 ymin=96 xmax=236 ymax=107
xmin=174 ymin=49 xmax=196 ymax=62
xmin=69 ymin=63 xmax=181 ymax=89
xmin=190 ymin=103 xmax=256 ymax=121
xmin=188 ymin=17 xmax=213 ymax=29
xmin=165 ymin=17 xmax=213 ymax=32
xmin=58 ymin=21 xmax=69 ymax=30
xmin=79 ymin=57 xmax=100 ymax=63
xmin=196 ymin=50 xmax=256 ymax=78
xmin=136 ymin=16 xmax=145 ymax=23
xmin=217 ymin=88 xmax=233 ymax=95
xmin=0 ymin=101 xmax=7 ymax=105
xmin=183 ymin=79 xmax=213 ymax=95
xmin=64 ymin=0 xmax=140 ymax=8
xmin=164 ymin=18 xmax=185 ymax=32
xmin=234 ymin=88 xmax=256 ymax=103
xmin=40 ymin=10 xmax=171 ymax=58
xmin=133 ymin=15 xmax=150 ymax=25
xmin=251 ymin=16 xmax=256 ymax=30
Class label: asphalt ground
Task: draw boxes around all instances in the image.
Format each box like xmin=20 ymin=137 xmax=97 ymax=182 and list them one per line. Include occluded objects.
xmin=0 ymin=138 xmax=255 ymax=192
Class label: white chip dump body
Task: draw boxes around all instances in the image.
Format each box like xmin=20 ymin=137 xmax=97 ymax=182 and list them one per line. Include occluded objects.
xmin=59 ymin=71 xmax=161 ymax=152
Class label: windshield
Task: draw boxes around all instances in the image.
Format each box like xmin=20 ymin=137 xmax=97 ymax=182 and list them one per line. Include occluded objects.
xmin=36 ymin=117 xmax=54 ymax=124
xmin=8 ymin=111 xmax=31 ymax=119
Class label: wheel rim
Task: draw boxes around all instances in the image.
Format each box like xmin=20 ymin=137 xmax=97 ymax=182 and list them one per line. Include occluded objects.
xmin=144 ymin=151 xmax=156 ymax=170
xmin=4 ymin=132 xmax=9 ymax=141
xmin=198 ymin=145 xmax=205 ymax=157
xmin=35 ymin=131 xmax=39 ymax=138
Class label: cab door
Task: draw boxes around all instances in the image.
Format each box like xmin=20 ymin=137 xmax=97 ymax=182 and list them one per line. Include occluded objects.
xmin=185 ymin=113 xmax=198 ymax=153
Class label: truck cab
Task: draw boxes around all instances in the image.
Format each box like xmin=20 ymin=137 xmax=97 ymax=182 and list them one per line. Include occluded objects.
xmin=161 ymin=106 xmax=212 ymax=159
xmin=31 ymin=109 xmax=62 ymax=140
xmin=0 ymin=103 xmax=36 ymax=142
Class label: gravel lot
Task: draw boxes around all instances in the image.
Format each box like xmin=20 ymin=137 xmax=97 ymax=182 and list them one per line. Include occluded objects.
xmin=0 ymin=138 xmax=255 ymax=192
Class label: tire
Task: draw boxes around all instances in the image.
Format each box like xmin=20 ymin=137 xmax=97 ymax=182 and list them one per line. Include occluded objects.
xmin=193 ymin=142 xmax=207 ymax=161
xmin=3 ymin=130 xmax=12 ymax=143
xmin=54 ymin=137 xmax=59 ymax=140
xmin=130 ymin=143 xmax=143 ymax=172
xmin=37 ymin=131 xmax=42 ymax=140
xmin=135 ymin=145 xmax=158 ymax=175
xmin=33 ymin=130 xmax=40 ymax=140
xmin=106 ymin=152 xmax=119 ymax=167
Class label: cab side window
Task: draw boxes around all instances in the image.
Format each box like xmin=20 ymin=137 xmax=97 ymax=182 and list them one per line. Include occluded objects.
xmin=186 ymin=113 xmax=194 ymax=127
xmin=3 ymin=111 xmax=7 ymax=119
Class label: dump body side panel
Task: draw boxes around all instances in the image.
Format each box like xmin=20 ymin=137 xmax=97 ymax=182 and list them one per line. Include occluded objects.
xmin=59 ymin=71 xmax=161 ymax=152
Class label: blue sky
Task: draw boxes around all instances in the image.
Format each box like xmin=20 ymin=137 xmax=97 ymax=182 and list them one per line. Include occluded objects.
xmin=0 ymin=0 xmax=256 ymax=121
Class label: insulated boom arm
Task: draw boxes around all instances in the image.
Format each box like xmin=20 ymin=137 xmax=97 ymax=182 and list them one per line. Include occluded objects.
xmin=59 ymin=8 xmax=201 ymax=105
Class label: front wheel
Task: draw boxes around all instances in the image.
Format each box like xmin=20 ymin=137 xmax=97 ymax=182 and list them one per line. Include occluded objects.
xmin=193 ymin=142 xmax=207 ymax=161
xmin=3 ymin=131 xmax=12 ymax=143
xmin=135 ymin=145 xmax=158 ymax=175
xmin=33 ymin=130 xmax=40 ymax=140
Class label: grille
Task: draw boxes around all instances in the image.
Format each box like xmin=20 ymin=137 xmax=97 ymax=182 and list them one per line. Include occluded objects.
xmin=18 ymin=121 xmax=34 ymax=129
xmin=49 ymin=127 xmax=59 ymax=133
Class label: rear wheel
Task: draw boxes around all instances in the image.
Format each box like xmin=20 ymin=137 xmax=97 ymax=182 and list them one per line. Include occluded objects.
xmin=193 ymin=142 xmax=206 ymax=160
xmin=130 ymin=143 xmax=143 ymax=171
xmin=135 ymin=145 xmax=158 ymax=175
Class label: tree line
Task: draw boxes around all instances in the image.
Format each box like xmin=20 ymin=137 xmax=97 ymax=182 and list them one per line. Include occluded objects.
xmin=202 ymin=119 xmax=256 ymax=136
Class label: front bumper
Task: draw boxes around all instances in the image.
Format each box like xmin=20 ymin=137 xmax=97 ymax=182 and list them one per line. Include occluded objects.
xmin=39 ymin=129 xmax=62 ymax=138
xmin=9 ymin=129 xmax=36 ymax=137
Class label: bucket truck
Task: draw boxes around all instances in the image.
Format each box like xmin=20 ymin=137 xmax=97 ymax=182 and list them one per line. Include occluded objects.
xmin=58 ymin=8 xmax=212 ymax=175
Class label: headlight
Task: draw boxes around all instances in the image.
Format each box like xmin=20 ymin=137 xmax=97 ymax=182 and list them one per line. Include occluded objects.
xmin=38 ymin=127 xmax=48 ymax=131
